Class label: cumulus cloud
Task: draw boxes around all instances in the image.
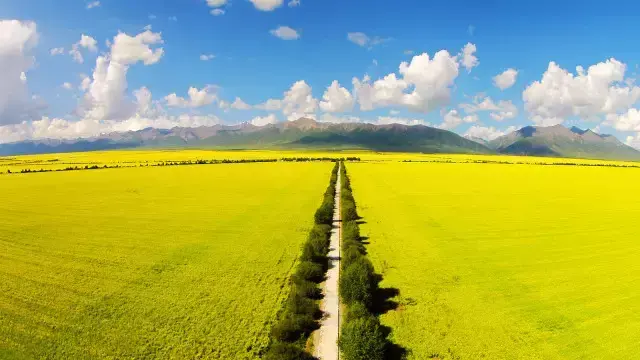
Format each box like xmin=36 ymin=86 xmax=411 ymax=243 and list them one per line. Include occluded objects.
xmin=86 ymin=1 xmax=100 ymax=9
xmin=376 ymin=116 xmax=424 ymax=126
xmin=79 ymin=29 xmax=164 ymax=121
xmin=251 ymin=114 xmax=278 ymax=126
xmin=625 ymin=133 xmax=640 ymax=149
xmin=69 ymin=34 xmax=98 ymax=63
xmin=439 ymin=109 xmax=478 ymax=130
xmin=319 ymin=113 xmax=362 ymax=123
xmin=464 ymin=125 xmax=517 ymax=141
xmin=605 ymin=108 xmax=640 ymax=132
xmin=62 ymin=82 xmax=73 ymax=90
xmin=0 ymin=114 xmax=221 ymax=144
xmin=347 ymin=32 xmax=389 ymax=48
xmin=523 ymin=58 xmax=640 ymax=126
xmin=270 ymin=26 xmax=300 ymax=40
xmin=249 ymin=0 xmax=284 ymax=11
xmin=460 ymin=95 xmax=518 ymax=121
xmin=493 ymin=68 xmax=518 ymax=90
xmin=207 ymin=0 xmax=227 ymax=15
xmin=288 ymin=0 xmax=300 ymax=7
xmin=458 ymin=43 xmax=478 ymax=72
xmin=200 ymin=54 xmax=215 ymax=61
xmin=50 ymin=47 xmax=64 ymax=56
xmin=282 ymin=80 xmax=317 ymax=120
xmin=165 ymin=86 xmax=217 ymax=108
xmin=0 ymin=20 xmax=41 ymax=125
xmin=352 ymin=48 xmax=460 ymax=113
xmin=258 ymin=80 xmax=317 ymax=120
xmin=319 ymin=80 xmax=354 ymax=112
xmin=220 ymin=97 xmax=252 ymax=110
xmin=206 ymin=0 xmax=227 ymax=6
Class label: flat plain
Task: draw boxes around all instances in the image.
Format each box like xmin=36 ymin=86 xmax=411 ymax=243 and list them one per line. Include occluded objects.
xmin=0 ymin=161 xmax=332 ymax=359
xmin=348 ymin=161 xmax=640 ymax=359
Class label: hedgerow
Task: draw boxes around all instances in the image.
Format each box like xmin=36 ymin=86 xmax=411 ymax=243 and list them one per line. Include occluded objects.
xmin=264 ymin=161 xmax=340 ymax=358
xmin=338 ymin=162 xmax=393 ymax=360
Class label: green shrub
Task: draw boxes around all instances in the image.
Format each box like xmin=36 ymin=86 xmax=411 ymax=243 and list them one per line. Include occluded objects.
xmin=345 ymin=302 xmax=372 ymax=322
xmin=314 ymin=202 xmax=333 ymax=225
xmin=293 ymin=280 xmax=322 ymax=299
xmin=286 ymin=294 xmax=320 ymax=317
xmin=341 ymin=245 xmax=364 ymax=269
xmin=270 ymin=313 xmax=317 ymax=342
xmin=263 ymin=343 xmax=315 ymax=360
xmin=342 ymin=221 xmax=360 ymax=242
xmin=339 ymin=258 xmax=376 ymax=307
xmin=294 ymin=261 xmax=324 ymax=283
xmin=339 ymin=316 xmax=387 ymax=360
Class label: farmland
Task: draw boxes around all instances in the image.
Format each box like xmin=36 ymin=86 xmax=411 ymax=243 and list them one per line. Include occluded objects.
xmin=0 ymin=161 xmax=333 ymax=359
xmin=348 ymin=162 xmax=640 ymax=359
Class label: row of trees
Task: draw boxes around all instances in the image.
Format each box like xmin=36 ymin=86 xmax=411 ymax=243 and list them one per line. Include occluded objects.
xmin=3 ymin=157 xmax=361 ymax=175
xmin=281 ymin=157 xmax=361 ymax=162
xmin=263 ymin=162 xmax=340 ymax=360
xmin=338 ymin=163 xmax=392 ymax=360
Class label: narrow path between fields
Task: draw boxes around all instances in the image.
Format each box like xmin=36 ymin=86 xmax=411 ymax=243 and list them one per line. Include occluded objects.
xmin=314 ymin=163 xmax=341 ymax=359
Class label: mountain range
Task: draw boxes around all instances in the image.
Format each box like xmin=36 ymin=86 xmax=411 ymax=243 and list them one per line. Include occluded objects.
xmin=0 ymin=118 xmax=638 ymax=161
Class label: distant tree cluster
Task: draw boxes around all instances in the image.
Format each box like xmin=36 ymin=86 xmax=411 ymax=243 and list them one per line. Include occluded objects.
xmin=263 ymin=162 xmax=340 ymax=360
xmin=3 ymin=156 xmax=363 ymax=176
xmin=402 ymin=158 xmax=640 ymax=168
xmin=338 ymin=163 xmax=392 ymax=360
xmin=281 ymin=157 xmax=361 ymax=162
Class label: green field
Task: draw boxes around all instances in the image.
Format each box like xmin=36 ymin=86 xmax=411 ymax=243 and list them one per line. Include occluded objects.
xmin=0 ymin=162 xmax=332 ymax=359
xmin=349 ymin=162 xmax=640 ymax=359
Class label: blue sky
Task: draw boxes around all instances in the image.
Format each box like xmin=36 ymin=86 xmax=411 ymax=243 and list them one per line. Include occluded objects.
xmin=2 ymin=0 xmax=640 ymax=145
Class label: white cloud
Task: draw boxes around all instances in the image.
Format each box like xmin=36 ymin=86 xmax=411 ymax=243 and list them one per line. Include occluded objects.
xmin=86 ymin=1 xmax=100 ymax=9
xmin=460 ymin=95 xmax=518 ymax=121
xmin=200 ymin=54 xmax=215 ymax=61
xmin=493 ymin=68 xmax=518 ymax=90
xmin=69 ymin=34 xmax=98 ymax=63
xmin=605 ymin=108 xmax=640 ymax=132
xmin=288 ymin=0 xmax=300 ymax=7
xmin=282 ymin=80 xmax=317 ymax=120
xmin=464 ymin=125 xmax=517 ymax=141
xmin=256 ymin=98 xmax=282 ymax=111
xmin=50 ymin=47 xmax=64 ymax=56
xmin=249 ymin=0 xmax=284 ymax=11
xmin=148 ymin=14 xmax=157 ymax=20
xmin=165 ymin=86 xmax=217 ymax=108
xmin=403 ymin=50 xmax=414 ymax=55
xmin=352 ymin=49 xmax=460 ymax=113
xmin=211 ymin=9 xmax=225 ymax=16
xmin=458 ymin=43 xmax=478 ymax=72
xmin=0 ymin=114 xmax=221 ymax=144
xmin=319 ymin=113 xmax=361 ymax=123
xmin=230 ymin=97 xmax=251 ymax=110
xmin=523 ymin=58 xmax=640 ymax=125
xmin=347 ymin=32 xmax=389 ymax=48
xmin=439 ymin=109 xmax=478 ymax=130
xmin=319 ymin=80 xmax=354 ymax=112
xmin=168 ymin=16 xmax=178 ymax=22
xmin=206 ymin=0 xmax=227 ymax=6
xmin=251 ymin=114 xmax=278 ymax=126
xmin=0 ymin=20 xmax=41 ymax=125
xmin=376 ymin=116 xmax=424 ymax=126
xmin=79 ymin=29 xmax=164 ymax=121
xmin=625 ymin=133 xmax=640 ymax=149
xmin=62 ymin=82 xmax=73 ymax=90
xmin=270 ymin=26 xmax=300 ymax=40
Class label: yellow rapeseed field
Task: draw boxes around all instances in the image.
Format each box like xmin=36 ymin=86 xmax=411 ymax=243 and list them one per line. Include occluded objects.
xmin=348 ymin=161 xmax=640 ymax=359
xmin=0 ymin=162 xmax=332 ymax=359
